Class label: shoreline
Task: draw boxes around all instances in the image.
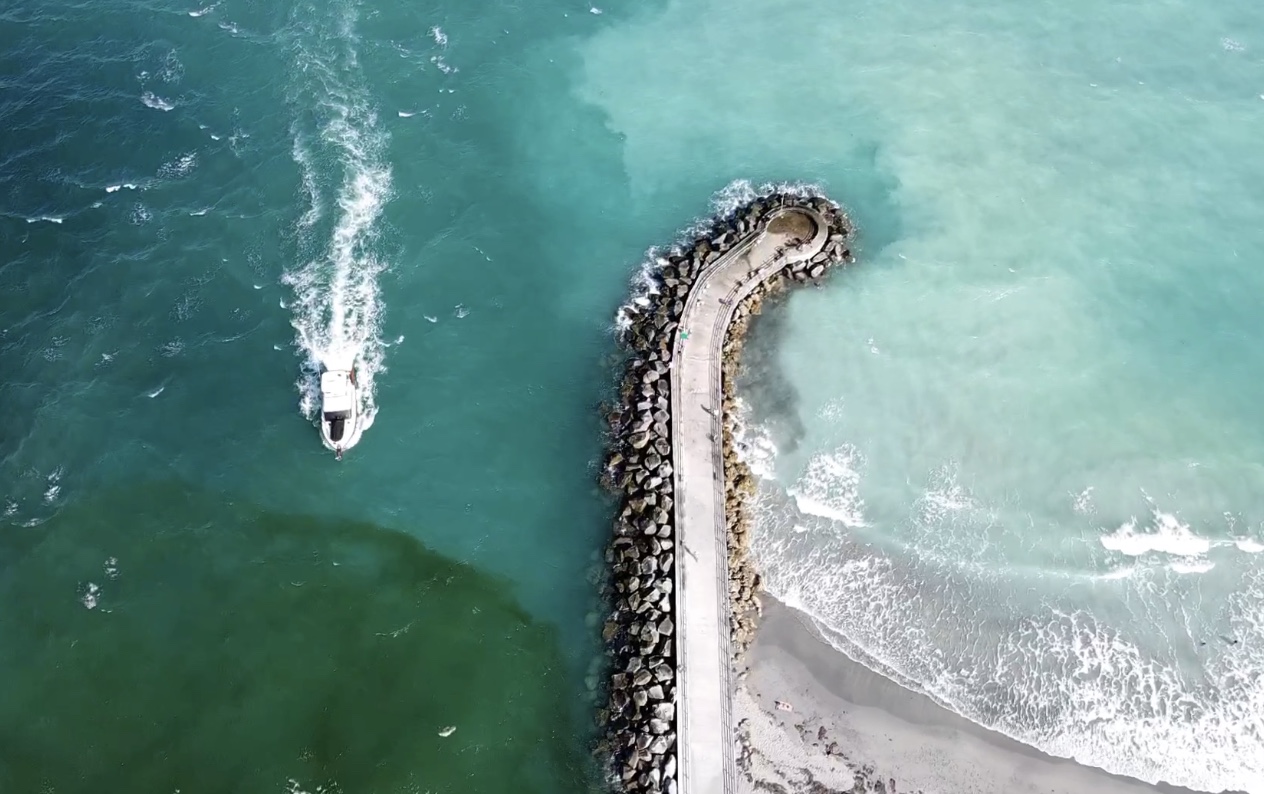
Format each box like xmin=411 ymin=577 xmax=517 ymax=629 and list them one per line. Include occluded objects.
xmin=738 ymin=595 xmax=1225 ymax=794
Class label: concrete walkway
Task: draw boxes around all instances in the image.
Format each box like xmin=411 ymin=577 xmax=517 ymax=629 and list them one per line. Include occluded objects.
xmin=670 ymin=206 xmax=829 ymax=794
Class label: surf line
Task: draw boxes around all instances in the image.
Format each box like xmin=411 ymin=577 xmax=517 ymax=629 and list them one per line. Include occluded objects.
xmin=595 ymin=190 xmax=855 ymax=794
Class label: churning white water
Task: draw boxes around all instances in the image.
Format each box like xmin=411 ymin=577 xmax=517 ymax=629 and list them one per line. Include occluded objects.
xmin=281 ymin=0 xmax=392 ymax=451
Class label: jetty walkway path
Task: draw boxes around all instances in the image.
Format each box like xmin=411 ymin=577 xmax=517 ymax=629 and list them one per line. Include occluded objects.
xmin=670 ymin=206 xmax=829 ymax=794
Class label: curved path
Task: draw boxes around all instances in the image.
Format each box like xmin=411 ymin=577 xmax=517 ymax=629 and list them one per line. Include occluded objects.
xmin=669 ymin=206 xmax=829 ymax=794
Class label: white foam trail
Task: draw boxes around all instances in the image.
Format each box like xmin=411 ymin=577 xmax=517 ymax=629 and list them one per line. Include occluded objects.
xmin=282 ymin=2 xmax=393 ymax=453
xmin=1100 ymin=510 xmax=1212 ymax=557
xmin=1170 ymin=559 xmax=1215 ymax=574
xmin=1097 ymin=565 xmax=1139 ymax=581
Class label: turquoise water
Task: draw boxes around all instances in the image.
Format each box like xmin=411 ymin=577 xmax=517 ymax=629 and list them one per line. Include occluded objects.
xmin=3 ymin=0 xmax=1263 ymax=791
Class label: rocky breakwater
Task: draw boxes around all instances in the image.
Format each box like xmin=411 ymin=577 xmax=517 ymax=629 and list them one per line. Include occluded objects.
xmin=595 ymin=189 xmax=855 ymax=794
xmin=723 ymin=207 xmax=854 ymax=662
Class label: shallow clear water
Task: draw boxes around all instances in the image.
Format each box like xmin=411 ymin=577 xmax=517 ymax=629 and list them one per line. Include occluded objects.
xmin=4 ymin=0 xmax=1263 ymax=790
xmin=679 ymin=0 xmax=1264 ymax=790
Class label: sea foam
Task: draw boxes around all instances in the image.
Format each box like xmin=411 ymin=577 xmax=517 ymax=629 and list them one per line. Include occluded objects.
xmin=1100 ymin=511 xmax=1212 ymax=557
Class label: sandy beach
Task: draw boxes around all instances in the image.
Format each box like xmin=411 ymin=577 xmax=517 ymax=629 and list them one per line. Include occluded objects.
xmin=736 ymin=596 xmax=1221 ymax=794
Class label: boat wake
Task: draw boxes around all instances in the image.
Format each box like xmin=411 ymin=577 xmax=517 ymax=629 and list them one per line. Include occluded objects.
xmin=280 ymin=0 xmax=392 ymax=453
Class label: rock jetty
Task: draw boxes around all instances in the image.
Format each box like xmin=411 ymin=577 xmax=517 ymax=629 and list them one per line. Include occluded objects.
xmin=596 ymin=190 xmax=855 ymax=794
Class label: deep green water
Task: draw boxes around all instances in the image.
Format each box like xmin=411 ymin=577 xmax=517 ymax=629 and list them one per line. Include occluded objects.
xmin=0 ymin=484 xmax=583 ymax=792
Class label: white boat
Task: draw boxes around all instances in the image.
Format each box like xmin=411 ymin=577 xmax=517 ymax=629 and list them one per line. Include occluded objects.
xmin=319 ymin=366 xmax=358 ymax=458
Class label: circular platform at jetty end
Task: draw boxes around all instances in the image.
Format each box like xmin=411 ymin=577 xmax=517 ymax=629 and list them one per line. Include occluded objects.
xmin=765 ymin=207 xmax=818 ymax=244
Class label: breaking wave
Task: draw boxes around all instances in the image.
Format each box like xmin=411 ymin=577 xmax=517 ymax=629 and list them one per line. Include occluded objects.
xmin=741 ymin=418 xmax=1264 ymax=793
xmin=280 ymin=0 xmax=392 ymax=452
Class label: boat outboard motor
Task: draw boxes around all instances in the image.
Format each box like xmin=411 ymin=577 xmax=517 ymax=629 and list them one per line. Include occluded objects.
xmin=324 ymin=410 xmax=349 ymax=442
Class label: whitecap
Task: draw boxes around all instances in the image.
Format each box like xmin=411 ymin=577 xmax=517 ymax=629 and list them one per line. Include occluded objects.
xmin=398 ymin=111 xmax=415 ymax=118
xmin=80 ymin=583 xmax=101 ymax=610
xmin=158 ymin=152 xmax=198 ymax=179
xmin=147 ymin=385 xmax=165 ymax=398
xmin=25 ymin=215 xmax=64 ymax=224
xmin=430 ymin=26 xmax=447 ymax=47
xmin=787 ymin=445 xmax=867 ymax=527
xmin=1100 ymin=510 xmax=1211 ymax=557
xmin=454 ymin=304 xmax=469 ymax=318
xmin=141 ymin=92 xmax=175 ymax=111
xmin=430 ymin=55 xmax=458 ymax=74
xmin=188 ymin=3 xmax=217 ymax=16
xmin=1235 ymin=537 xmax=1264 ymax=553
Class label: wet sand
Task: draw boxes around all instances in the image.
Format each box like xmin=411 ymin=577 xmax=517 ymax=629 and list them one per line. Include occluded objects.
xmin=736 ymin=596 xmax=1221 ymax=794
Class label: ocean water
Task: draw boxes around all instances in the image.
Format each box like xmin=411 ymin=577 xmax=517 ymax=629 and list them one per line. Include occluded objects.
xmin=681 ymin=2 xmax=1264 ymax=793
xmin=3 ymin=0 xmax=1262 ymax=790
